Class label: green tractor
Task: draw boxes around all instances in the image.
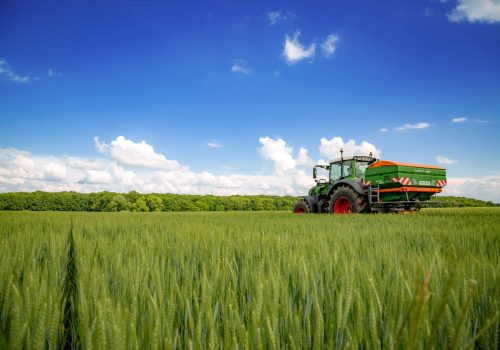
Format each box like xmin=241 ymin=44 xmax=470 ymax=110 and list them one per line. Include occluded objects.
xmin=293 ymin=151 xmax=447 ymax=214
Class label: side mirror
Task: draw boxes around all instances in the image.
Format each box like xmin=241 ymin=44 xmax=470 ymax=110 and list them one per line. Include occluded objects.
xmin=313 ymin=167 xmax=317 ymax=179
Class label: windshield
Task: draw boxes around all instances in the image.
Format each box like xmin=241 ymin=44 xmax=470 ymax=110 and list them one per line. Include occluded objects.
xmin=330 ymin=161 xmax=352 ymax=181
xmin=356 ymin=161 xmax=370 ymax=179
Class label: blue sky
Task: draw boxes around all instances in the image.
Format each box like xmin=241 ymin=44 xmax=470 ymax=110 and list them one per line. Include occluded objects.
xmin=1 ymin=0 xmax=500 ymax=200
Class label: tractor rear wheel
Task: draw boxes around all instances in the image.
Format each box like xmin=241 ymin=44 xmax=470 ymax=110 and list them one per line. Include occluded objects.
xmin=329 ymin=186 xmax=369 ymax=214
xmin=293 ymin=199 xmax=311 ymax=214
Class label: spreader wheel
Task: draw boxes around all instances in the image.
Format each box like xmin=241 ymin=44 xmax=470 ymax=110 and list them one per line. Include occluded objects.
xmin=329 ymin=186 xmax=369 ymax=214
xmin=293 ymin=199 xmax=311 ymax=214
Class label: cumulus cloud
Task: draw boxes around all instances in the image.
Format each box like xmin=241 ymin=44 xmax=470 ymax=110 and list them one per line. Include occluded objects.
xmin=81 ymin=170 xmax=113 ymax=184
xmin=319 ymin=137 xmax=380 ymax=160
xmin=43 ymin=162 xmax=68 ymax=181
xmin=283 ymin=32 xmax=316 ymax=64
xmin=380 ymin=128 xmax=388 ymax=132
xmin=452 ymin=117 xmax=468 ymax=123
xmin=94 ymin=136 xmax=186 ymax=171
xmin=448 ymin=0 xmax=500 ymax=23
xmin=443 ymin=176 xmax=500 ymax=202
xmin=0 ymin=58 xmax=35 ymax=83
xmin=0 ymin=148 xmax=142 ymax=193
xmin=0 ymin=138 xmax=317 ymax=196
xmin=436 ymin=156 xmax=458 ymax=165
xmin=394 ymin=122 xmax=431 ymax=131
xmin=321 ymin=34 xmax=340 ymax=58
xmin=207 ymin=141 xmax=222 ymax=148
xmin=296 ymin=147 xmax=313 ymax=167
xmin=0 ymin=149 xmax=43 ymax=181
xmin=231 ymin=59 xmax=252 ymax=75
xmin=259 ymin=137 xmax=300 ymax=174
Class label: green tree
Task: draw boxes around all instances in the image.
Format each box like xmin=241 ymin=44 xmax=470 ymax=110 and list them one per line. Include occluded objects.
xmin=146 ymin=195 xmax=163 ymax=211
xmin=195 ymin=200 xmax=210 ymax=211
xmin=132 ymin=196 xmax=149 ymax=212
xmin=106 ymin=195 xmax=130 ymax=212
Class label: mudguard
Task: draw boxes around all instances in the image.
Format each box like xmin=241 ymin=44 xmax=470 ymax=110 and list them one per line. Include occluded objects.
xmin=328 ymin=179 xmax=365 ymax=197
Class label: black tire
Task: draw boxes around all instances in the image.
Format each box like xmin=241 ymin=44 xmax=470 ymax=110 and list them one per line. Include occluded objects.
xmin=293 ymin=199 xmax=311 ymax=214
xmin=329 ymin=186 xmax=369 ymax=214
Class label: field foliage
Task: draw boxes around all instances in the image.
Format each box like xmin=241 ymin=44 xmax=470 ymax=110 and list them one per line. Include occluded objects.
xmin=1 ymin=208 xmax=499 ymax=349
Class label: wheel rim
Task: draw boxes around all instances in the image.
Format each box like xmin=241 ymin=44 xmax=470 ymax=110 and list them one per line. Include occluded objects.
xmin=294 ymin=207 xmax=305 ymax=214
xmin=334 ymin=196 xmax=352 ymax=214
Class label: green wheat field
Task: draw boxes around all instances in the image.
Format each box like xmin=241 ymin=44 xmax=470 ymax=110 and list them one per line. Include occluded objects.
xmin=1 ymin=208 xmax=499 ymax=349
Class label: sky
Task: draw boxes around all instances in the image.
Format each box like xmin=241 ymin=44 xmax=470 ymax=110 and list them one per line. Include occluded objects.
xmin=1 ymin=0 xmax=500 ymax=201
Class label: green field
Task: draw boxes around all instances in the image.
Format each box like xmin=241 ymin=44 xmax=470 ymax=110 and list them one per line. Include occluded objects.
xmin=1 ymin=209 xmax=499 ymax=349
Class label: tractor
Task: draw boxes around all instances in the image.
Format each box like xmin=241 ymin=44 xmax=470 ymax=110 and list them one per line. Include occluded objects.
xmin=293 ymin=150 xmax=447 ymax=214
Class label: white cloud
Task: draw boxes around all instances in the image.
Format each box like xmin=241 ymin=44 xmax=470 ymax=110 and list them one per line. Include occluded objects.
xmin=443 ymin=176 xmax=500 ymax=202
xmin=268 ymin=11 xmax=282 ymax=25
xmin=0 ymin=136 xmax=362 ymax=195
xmin=65 ymin=157 xmax=104 ymax=170
xmin=283 ymin=32 xmax=316 ymax=64
xmin=394 ymin=122 xmax=431 ymax=131
xmin=258 ymin=137 xmax=299 ymax=174
xmin=448 ymin=0 xmax=500 ymax=23
xmin=0 ymin=138 xmax=316 ymax=196
xmin=319 ymin=137 xmax=380 ymax=160
xmin=296 ymin=147 xmax=313 ymax=167
xmin=451 ymin=117 xmax=490 ymax=124
xmin=0 ymin=149 xmax=43 ymax=181
xmin=267 ymin=10 xmax=295 ymax=25
xmin=93 ymin=137 xmax=109 ymax=153
xmin=0 ymin=58 xmax=35 ymax=83
xmin=380 ymin=128 xmax=388 ymax=132
xmin=207 ymin=141 xmax=222 ymax=148
xmin=43 ymin=162 xmax=68 ymax=181
xmin=321 ymin=34 xmax=339 ymax=58
xmin=94 ymin=136 xmax=186 ymax=171
xmin=436 ymin=156 xmax=458 ymax=165
xmin=231 ymin=59 xmax=252 ymax=75
xmin=82 ymin=170 xmax=113 ymax=184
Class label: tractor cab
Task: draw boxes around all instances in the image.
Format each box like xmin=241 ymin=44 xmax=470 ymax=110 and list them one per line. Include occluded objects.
xmin=308 ymin=155 xmax=378 ymax=199
xmin=313 ymin=156 xmax=378 ymax=184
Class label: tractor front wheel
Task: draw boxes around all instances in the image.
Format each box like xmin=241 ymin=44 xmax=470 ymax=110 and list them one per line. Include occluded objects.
xmin=293 ymin=199 xmax=311 ymax=214
xmin=329 ymin=186 xmax=368 ymax=214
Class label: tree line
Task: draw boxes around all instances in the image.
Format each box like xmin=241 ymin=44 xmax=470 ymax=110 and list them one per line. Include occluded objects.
xmin=424 ymin=196 xmax=498 ymax=208
xmin=0 ymin=191 xmax=298 ymax=212
xmin=0 ymin=192 xmax=496 ymax=212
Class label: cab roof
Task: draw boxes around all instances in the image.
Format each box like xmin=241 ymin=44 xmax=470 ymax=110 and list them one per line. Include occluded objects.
xmin=329 ymin=155 xmax=378 ymax=163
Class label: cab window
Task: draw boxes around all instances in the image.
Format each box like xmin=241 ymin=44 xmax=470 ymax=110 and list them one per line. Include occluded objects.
xmin=330 ymin=161 xmax=351 ymax=180
xmin=330 ymin=162 xmax=341 ymax=181
xmin=342 ymin=162 xmax=352 ymax=177
xmin=356 ymin=161 xmax=369 ymax=179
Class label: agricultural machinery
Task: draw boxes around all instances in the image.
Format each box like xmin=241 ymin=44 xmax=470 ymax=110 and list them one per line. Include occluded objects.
xmin=293 ymin=151 xmax=447 ymax=214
